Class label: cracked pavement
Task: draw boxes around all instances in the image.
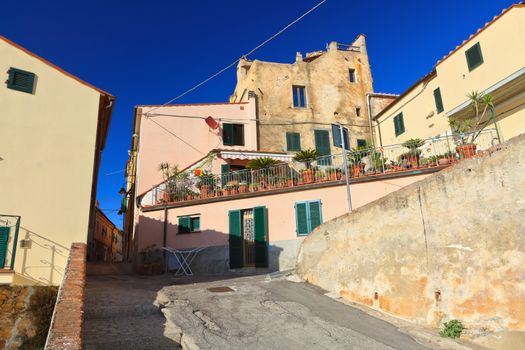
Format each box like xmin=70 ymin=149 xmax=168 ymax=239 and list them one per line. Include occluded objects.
xmin=158 ymin=274 xmax=434 ymax=350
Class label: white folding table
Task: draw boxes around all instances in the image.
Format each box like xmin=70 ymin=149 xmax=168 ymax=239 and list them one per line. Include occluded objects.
xmin=162 ymin=246 xmax=206 ymax=276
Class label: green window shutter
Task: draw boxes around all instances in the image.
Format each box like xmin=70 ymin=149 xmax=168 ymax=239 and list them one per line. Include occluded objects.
xmin=223 ymin=123 xmax=234 ymax=145
xmin=465 ymin=42 xmax=484 ymax=71
xmin=308 ymin=200 xmax=322 ymax=232
xmin=191 ymin=217 xmax=200 ymax=231
xmin=286 ymin=132 xmax=301 ymax=152
xmin=7 ymin=68 xmax=35 ymax=94
xmin=433 ymin=88 xmax=444 ymax=113
xmin=221 ymin=164 xmax=231 ymax=187
xmin=228 ymin=210 xmax=243 ymax=268
xmin=0 ymin=227 xmax=10 ymax=269
xmin=295 ymin=202 xmax=309 ymax=236
xmin=394 ymin=113 xmax=405 ymax=136
xmin=178 ymin=216 xmax=191 ymax=233
xmin=253 ymin=206 xmax=268 ymax=267
xmin=314 ymin=130 xmax=330 ymax=156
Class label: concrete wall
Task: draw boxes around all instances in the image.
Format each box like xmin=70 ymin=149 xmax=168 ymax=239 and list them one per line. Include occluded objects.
xmin=136 ymin=173 xmax=431 ymax=272
xmin=297 ymin=134 xmax=525 ymax=333
xmin=0 ymin=38 xmax=106 ymax=285
xmin=232 ymin=36 xmax=374 ymax=153
xmin=374 ymin=5 xmax=525 ymax=146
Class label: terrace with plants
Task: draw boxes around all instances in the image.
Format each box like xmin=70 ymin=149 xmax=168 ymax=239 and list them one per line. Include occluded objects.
xmin=141 ymin=127 xmax=499 ymax=208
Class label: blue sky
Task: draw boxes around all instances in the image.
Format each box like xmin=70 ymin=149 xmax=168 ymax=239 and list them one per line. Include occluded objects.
xmin=2 ymin=0 xmax=515 ymax=227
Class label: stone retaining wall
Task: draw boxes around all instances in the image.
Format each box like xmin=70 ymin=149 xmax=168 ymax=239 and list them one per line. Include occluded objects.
xmin=45 ymin=243 xmax=86 ymax=350
xmin=297 ymin=134 xmax=525 ymax=335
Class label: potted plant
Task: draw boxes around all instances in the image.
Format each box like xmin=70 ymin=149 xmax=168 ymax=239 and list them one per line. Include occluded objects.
xmin=137 ymin=245 xmax=163 ymax=275
xmin=239 ymin=181 xmax=248 ymax=193
xmin=347 ymin=147 xmax=366 ymax=177
xmin=401 ymin=139 xmax=425 ymax=168
xmin=197 ymin=170 xmax=215 ymax=199
xmin=449 ymin=91 xmax=495 ymax=159
xmin=294 ymin=149 xmax=319 ymax=184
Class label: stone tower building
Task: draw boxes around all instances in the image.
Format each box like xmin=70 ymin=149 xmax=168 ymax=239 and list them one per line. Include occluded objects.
xmin=231 ymin=34 xmax=376 ymax=156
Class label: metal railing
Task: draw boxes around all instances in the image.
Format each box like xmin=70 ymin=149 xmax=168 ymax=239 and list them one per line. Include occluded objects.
xmin=145 ymin=129 xmax=499 ymax=206
xmin=0 ymin=215 xmax=21 ymax=270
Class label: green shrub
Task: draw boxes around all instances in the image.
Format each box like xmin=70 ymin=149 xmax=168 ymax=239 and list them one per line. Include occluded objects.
xmin=439 ymin=319 xmax=464 ymax=338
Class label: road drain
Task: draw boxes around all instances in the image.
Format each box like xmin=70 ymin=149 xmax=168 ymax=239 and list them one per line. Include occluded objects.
xmin=207 ymin=286 xmax=234 ymax=293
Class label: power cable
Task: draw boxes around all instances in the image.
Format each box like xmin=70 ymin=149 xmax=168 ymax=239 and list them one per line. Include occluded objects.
xmin=147 ymin=118 xmax=206 ymax=155
xmin=144 ymin=0 xmax=327 ymax=116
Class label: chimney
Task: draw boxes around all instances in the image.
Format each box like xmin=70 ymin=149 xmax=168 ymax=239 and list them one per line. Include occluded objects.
xmin=328 ymin=41 xmax=338 ymax=52
xmin=295 ymin=52 xmax=303 ymax=63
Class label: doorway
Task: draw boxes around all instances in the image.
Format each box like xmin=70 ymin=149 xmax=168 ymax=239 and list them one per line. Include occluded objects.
xmin=228 ymin=206 xmax=268 ymax=269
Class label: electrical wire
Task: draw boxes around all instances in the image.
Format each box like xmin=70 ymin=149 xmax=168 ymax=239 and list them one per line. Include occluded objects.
xmin=147 ymin=118 xmax=206 ymax=155
xmin=144 ymin=0 xmax=327 ymax=116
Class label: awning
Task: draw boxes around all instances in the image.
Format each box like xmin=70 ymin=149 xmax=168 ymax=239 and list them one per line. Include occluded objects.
xmin=218 ymin=150 xmax=293 ymax=162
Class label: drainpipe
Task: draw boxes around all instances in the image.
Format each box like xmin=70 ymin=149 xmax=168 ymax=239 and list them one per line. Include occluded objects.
xmin=366 ymin=93 xmax=375 ymax=147
xmin=163 ymin=206 xmax=168 ymax=272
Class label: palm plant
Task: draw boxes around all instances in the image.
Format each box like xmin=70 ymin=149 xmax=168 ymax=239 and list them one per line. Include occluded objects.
xmin=401 ymin=138 xmax=425 ymax=156
xmin=293 ymin=149 xmax=319 ymax=169
xmin=246 ymin=157 xmax=279 ymax=170
xmin=449 ymin=91 xmax=495 ymax=145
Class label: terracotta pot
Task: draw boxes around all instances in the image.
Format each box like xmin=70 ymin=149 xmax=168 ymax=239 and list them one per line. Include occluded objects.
xmin=329 ymin=172 xmax=338 ymax=181
xmin=408 ymin=155 xmax=419 ymax=168
xmin=287 ymin=179 xmax=294 ymax=187
xmin=438 ymin=158 xmax=451 ymax=166
xmin=336 ymin=172 xmax=342 ymax=180
xmin=163 ymin=192 xmax=171 ymax=202
xmin=351 ymin=164 xmax=364 ymax=177
xmin=199 ymin=185 xmax=209 ymax=199
xmin=303 ymin=169 xmax=314 ymax=183
xmin=239 ymin=184 xmax=248 ymax=193
xmin=456 ymin=144 xmax=477 ymax=159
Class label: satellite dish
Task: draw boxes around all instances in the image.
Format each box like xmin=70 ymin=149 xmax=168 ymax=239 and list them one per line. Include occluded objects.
xmin=205 ymin=116 xmax=219 ymax=129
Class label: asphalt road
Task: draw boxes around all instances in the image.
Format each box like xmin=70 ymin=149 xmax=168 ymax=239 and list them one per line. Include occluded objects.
xmin=159 ymin=274 xmax=433 ymax=350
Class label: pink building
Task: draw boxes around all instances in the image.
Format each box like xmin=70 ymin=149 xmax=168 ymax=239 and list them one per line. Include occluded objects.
xmin=125 ymin=95 xmax=449 ymax=271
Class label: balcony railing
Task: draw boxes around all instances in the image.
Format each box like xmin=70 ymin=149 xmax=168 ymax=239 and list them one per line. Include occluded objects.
xmin=0 ymin=215 xmax=21 ymax=270
xmin=144 ymin=129 xmax=499 ymax=207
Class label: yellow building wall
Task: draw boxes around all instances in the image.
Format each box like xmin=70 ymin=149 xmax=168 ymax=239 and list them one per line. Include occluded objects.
xmin=0 ymin=39 xmax=102 ymax=285
xmin=375 ymin=6 xmax=525 ymax=146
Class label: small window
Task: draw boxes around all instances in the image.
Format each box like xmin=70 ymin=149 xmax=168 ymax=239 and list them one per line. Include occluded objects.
xmin=465 ymin=42 xmax=484 ymax=71
xmin=286 ymin=132 xmax=301 ymax=152
xmin=178 ymin=216 xmax=200 ymax=234
xmin=292 ymin=85 xmax=306 ymax=108
xmin=222 ymin=123 xmax=244 ymax=146
xmin=357 ymin=139 xmax=367 ymax=147
xmin=295 ymin=200 xmax=323 ymax=236
xmin=6 ymin=67 xmax=35 ymax=94
xmin=356 ymin=106 xmax=361 ymax=117
xmin=433 ymin=87 xmax=444 ymax=113
xmin=349 ymin=69 xmax=356 ymax=83
xmin=393 ymin=112 xmax=405 ymax=136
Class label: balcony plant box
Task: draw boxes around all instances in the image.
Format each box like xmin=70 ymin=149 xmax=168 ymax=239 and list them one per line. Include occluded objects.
xmin=351 ymin=164 xmax=365 ymax=177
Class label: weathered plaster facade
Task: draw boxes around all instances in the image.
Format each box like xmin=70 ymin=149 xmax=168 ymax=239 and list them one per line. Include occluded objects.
xmin=297 ymin=134 xmax=525 ymax=334
xmin=231 ymin=36 xmax=374 ymax=153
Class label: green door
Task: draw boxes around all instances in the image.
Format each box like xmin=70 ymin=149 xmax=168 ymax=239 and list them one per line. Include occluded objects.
xmin=314 ymin=130 xmax=331 ymax=165
xmin=228 ymin=210 xmax=242 ymax=268
xmin=253 ymin=206 xmax=268 ymax=268
xmin=0 ymin=226 xmax=10 ymax=269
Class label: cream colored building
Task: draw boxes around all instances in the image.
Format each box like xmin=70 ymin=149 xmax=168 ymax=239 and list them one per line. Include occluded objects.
xmin=231 ymin=36 xmax=387 ymax=154
xmin=373 ymin=4 xmax=525 ymax=146
xmin=0 ymin=36 xmax=114 ymax=285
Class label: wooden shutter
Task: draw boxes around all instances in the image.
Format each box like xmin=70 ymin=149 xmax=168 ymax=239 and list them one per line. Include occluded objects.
xmin=466 ymin=43 xmax=484 ymax=71
xmin=7 ymin=68 xmax=35 ymax=94
xmin=0 ymin=227 xmax=10 ymax=269
xmin=433 ymin=88 xmax=444 ymax=113
xmin=314 ymin=130 xmax=330 ymax=156
xmin=295 ymin=202 xmax=309 ymax=236
xmin=286 ymin=132 xmax=301 ymax=151
xmin=308 ymin=201 xmax=322 ymax=232
xmin=178 ymin=216 xmax=190 ymax=233
xmin=223 ymin=123 xmax=234 ymax=145
xmin=253 ymin=206 xmax=268 ymax=267
xmin=191 ymin=217 xmax=200 ymax=231
xmin=228 ymin=210 xmax=243 ymax=268
xmin=221 ymin=164 xmax=231 ymax=187
xmin=394 ymin=113 xmax=405 ymax=136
